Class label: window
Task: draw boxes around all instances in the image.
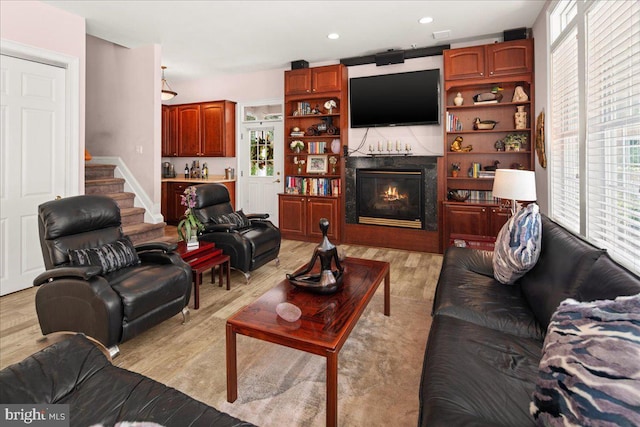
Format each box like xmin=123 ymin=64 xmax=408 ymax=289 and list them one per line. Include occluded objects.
xmin=549 ymin=0 xmax=640 ymax=274
xmin=249 ymin=128 xmax=274 ymax=177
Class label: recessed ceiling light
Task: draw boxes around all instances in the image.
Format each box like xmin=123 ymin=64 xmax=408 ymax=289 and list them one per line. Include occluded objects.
xmin=327 ymin=33 xmax=340 ymax=40
xmin=419 ymin=17 xmax=433 ymax=24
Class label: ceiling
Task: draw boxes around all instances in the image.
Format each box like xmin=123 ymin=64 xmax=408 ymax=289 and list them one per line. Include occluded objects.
xmin=45 ymin=0 xmax=545 ymax=84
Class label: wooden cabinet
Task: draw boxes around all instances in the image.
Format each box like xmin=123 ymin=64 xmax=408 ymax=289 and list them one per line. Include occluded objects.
xmin=284 ymin=65 xmax=343 ymax=95
xmin=443 ymin=203 xmax=509 ymax=243
xmin=163 ymin=100 xmax=236 ymax=157
xmin=162 ymin=105 xmax=178 ymax=156
xmin=176 ymin=104 xmax=201 ymax=156
xmin=162 ymin=181 xmax=236 ymax=225
xmin=444 ymin=39 xmax=533 ymax=82
xmin=441 ymin=39 xmax=534 ymax=249
xmin=278 ymin=194 xmax=340 ymax=241
xmin=279 ymin=64 xmax=348 ymax=242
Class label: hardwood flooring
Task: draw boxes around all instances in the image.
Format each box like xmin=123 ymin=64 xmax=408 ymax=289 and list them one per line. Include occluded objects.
xmin=0 ymin=236 xmax=443 ymax=424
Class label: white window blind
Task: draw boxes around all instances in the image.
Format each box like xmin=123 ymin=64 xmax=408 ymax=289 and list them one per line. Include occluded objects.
xmin=550 ymin=27 xmax=581 ymax=233
xmin=586 ymin=0 xmax=640 ymax=272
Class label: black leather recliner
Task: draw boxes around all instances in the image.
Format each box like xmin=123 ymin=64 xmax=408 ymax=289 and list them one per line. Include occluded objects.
xmin=192 ymin=183 xmax=281 ymax=281
xmin=33 ymin=195 xmax=192 ymax=356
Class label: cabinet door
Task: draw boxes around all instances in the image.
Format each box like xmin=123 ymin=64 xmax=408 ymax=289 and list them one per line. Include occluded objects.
xmin=444 ymin=46 xmax=485 ymax=80
xmin=221 ymin=181 xmax=235 ymax=210
xmin=278 ymin=195 xmax=306 ymax=237
xmin=488 ymin=207 xmax=510 ymax=237
xmin=177 ymin=105 xmax=201 ymax=156
xmin=168 ymin=182 xmax=188 ymax=224
xmin=486 ymin=39 xmax=533 ymax=77
xmin=312 ymin=66 xmax=341 ymax=93
xmin=285 ymin=69 xmax=312 ymax=95
xmin=444 ymin=204 xmax=489 ymax=238
xmin=162 ymin=106 xmax=178 ymax=156
xmin=307 ymin=197 xmax=339 ymax=241
xmin=201 ymin=102 xmax=224 ymax=156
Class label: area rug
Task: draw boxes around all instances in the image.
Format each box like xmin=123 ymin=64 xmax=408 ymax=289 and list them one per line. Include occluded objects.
xmin=169 ymin=293 xmax=432 ymax=426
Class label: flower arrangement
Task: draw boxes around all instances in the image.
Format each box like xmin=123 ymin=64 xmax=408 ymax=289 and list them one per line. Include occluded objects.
xmin=177 ymin=186 xmax=203 ymax=243
xmin=499 ymin=133 xmax=528 ymax=151
xmin=290 ymin=140 xmax=305 ymax=152
xmin=451 ymin=162 xmax=461 ymax=177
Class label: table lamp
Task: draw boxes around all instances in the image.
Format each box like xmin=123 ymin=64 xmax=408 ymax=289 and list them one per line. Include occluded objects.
xmin=492 ymin=169 xmax=537 ymax=216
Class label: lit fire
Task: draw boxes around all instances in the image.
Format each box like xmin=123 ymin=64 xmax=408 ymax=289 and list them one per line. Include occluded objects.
xmin=382 ymin=186 xmax=407 ymax=202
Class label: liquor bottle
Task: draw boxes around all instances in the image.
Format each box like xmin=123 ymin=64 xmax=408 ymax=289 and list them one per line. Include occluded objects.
xmin=184 ymin=163 xmax=189 ymax=179
xmin=190 ymin=161 xmax=195 ymax=178
xmin=195 ymin=160 xmax=201 ymax=179
xmin=202 ymin=163 xmax=208 ymax=179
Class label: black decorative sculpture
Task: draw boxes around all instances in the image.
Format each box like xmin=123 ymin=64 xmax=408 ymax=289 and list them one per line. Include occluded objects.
xmin=286 ymin=218 xmax=344 ymax=294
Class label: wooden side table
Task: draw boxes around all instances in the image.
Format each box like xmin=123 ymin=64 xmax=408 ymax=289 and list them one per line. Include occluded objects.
xmin=449 ymin=233 xmax=496 ymax=251
xmin=176 ymin=241 xmax=232 ymax=309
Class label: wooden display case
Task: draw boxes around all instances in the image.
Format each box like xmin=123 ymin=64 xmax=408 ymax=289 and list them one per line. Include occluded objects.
xmin=279 ymin=64 xmax=348 ymax=242
xmin=441 ymin=39 xmax=535 ymax=249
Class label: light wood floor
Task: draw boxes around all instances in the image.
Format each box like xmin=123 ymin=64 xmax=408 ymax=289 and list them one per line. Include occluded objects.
xmin=0 ymin=236 xmax=443 ymax=383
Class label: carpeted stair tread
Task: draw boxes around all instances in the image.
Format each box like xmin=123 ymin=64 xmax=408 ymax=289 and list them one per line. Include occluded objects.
xmin=123 ymin=222 xmax=166 ymax=245
xmin=85 ymin=163 xmax=116 ymax=180
xmin=120 ymin=207 xmax=146 ymax=226
xmin=103 ymin=192 xmax=136 ymax=209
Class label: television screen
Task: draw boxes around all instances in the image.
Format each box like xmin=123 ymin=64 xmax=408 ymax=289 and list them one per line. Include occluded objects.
xmin=349 ymin=69 xmax=440 ymax=128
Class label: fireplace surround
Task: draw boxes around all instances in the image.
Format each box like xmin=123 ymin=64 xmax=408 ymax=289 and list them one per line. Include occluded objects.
xmin=345 ymin=156 xmax=438 ymax=231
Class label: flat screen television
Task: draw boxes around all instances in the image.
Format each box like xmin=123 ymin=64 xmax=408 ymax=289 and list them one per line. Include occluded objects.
xmin=349 ymin=69 xmax=440 ymax=128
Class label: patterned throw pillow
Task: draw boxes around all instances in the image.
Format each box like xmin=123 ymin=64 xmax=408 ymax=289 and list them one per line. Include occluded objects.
xmin=210 ymin=210 xmax=251 ymax=229
xmin=531 ymin=294 xmax=640 ymax=426
xmin=68 ymin=237 xmax=140 ymax=274
xmin=492 ymin=203 xmax=542 ymax=284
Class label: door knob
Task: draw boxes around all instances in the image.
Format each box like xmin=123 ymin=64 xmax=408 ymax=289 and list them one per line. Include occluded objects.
xmin=273 ymin=179 xmax=281 ymax=183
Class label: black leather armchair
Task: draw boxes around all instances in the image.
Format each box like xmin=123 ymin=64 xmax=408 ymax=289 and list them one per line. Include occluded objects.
xmin=33 ymin=195 xmax=192 ymax=356
xmin=191 ymin=183 xmax=281 ymax=281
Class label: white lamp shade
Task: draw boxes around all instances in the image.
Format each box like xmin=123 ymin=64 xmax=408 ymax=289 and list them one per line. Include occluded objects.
xmin=492 ymin=169 xmax=537 ymax=201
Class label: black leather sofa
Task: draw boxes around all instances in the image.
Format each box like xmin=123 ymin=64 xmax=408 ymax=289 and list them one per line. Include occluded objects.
xmin=418 ymin=214 xmax=640 ymax=426
xmin=0 ymin=334 xmax=253 ymax=427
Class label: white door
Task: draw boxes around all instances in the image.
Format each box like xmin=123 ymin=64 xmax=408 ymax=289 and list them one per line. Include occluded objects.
xmin=0 ymin=55 xmax=67 ymax=295
xmin=237 ymin=103 xmax=284 ymax=226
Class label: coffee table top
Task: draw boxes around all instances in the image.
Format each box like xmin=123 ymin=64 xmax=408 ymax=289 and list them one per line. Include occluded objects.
xmin=227 ymin=257 xmax=390 ymax=355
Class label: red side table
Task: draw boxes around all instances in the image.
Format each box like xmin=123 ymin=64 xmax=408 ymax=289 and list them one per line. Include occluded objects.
xmin=176 ymin=241 xmax=231 ymax=309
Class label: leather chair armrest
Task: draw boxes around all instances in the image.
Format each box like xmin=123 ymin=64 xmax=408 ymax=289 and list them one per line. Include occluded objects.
xmin=33 ymin=266 xmax=102 ymax=286
xmin=135 ymin=241 xmax=178 ymax=253
xmin=203 ymin=223 xmax=238 ymax=233
xmin=246 ymin=213 xmax=269 ymax=220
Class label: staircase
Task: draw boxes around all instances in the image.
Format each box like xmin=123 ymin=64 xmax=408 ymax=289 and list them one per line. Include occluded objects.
xmin=85 ymin=164 xmax=176 ymax=245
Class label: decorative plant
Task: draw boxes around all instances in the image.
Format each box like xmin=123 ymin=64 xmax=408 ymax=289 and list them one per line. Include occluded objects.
xmin=290 ymin=140 xmax=304 ymax=152
xmin=499 ymin=133 xmax=528 ymax=150
xmin=451 ymin=162 xmax=461 ymax=171
xmin=177 ymin=186 xmax=203 ymax=243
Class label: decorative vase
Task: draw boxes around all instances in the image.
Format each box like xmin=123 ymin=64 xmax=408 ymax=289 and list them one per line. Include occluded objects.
xmin=515 ymin=106 xmax=527 ymax=130
xmin=331 ymin=139 xmax=341 ymax=154
xmin=294 ymin=147 xmax=301 ymax=153
xmin=452 ymin=170 xmax=459 ymax=177
xmin=453 ymin=92 xmax=464 ymax=106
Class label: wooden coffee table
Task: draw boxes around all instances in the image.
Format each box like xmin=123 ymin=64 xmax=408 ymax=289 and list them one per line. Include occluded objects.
xmin=226 ymin=257 xmax=390 ymax=427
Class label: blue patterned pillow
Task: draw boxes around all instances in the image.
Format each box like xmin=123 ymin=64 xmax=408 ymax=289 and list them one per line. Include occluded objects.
xmin=69 ymin=237 xmax=140 ymax=274
xmin=531 ymin=294 xmax=640 ymax=426
xmin=492 ymin=203 xmax=542 ymax=284
xmin=210 ymin=210 xmax=251 ymax=229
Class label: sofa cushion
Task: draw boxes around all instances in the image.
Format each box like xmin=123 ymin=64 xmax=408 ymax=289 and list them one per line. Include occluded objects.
xmin=69 ymin=237 xmax=140 ymax=274
xmin=519 ymin=215 xmax=604 ymax=331
xmin=432 ymin=247 xmax=544 ymax=339
xmin=210 ymin=210 xmax=251 ymax=229
xmin=419 ymin=315 xmax=540 ymax=427
xmin=575 ymin=252 xmax=640 ymax=302
xmin=493 ymin=203 xmax=542 ymax=285
xmin=531 ymin=294 xmax=640 ymax=426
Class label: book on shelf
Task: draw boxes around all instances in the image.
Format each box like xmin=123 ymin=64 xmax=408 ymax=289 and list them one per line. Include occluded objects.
xmin=290 ymin=131 xmax=305 ymax=137
xmin=285 ymin=176 xmax=341 ymax=196
xmin=473 ymin=100 xmax=499 ymax=105
xmin=307 ymin=141 xmax=326 ymax=154
xmin=466 ymin=190 xmax=498 ymax=202
xmin=446 ymin=113 xmax=463 ymax=132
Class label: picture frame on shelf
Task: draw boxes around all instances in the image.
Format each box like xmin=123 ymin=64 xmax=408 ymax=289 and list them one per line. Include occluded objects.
xmin=306 ymin=155 xmax=328 ymax=173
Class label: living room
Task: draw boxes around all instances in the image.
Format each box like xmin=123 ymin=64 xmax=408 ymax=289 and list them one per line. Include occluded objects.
xmin=1 ymin=1 xmax=639 ymax=426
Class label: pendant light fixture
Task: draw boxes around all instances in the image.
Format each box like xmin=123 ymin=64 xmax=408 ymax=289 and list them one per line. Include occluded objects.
xmin=161 ymin=66 xmax=177 ymax=101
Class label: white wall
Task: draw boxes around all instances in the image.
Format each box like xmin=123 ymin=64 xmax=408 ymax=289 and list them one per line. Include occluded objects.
xmin=86 ymin=35 xmax=161 ymax=206
xmin=0 ymin=0 xmax=86 ymax=192
xmin=346 ymin=56 xmax=444 ymax=157
xmin=532 ymin=3 xmax=550 ymax=214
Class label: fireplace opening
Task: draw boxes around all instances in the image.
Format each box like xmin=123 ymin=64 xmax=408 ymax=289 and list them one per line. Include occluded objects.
xmin=356 ymin=169 xmax=424 ymax=229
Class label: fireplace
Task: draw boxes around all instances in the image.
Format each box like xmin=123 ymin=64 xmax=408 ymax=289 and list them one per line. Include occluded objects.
xmin=356 ymin=169 xmax=424 ymax=229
